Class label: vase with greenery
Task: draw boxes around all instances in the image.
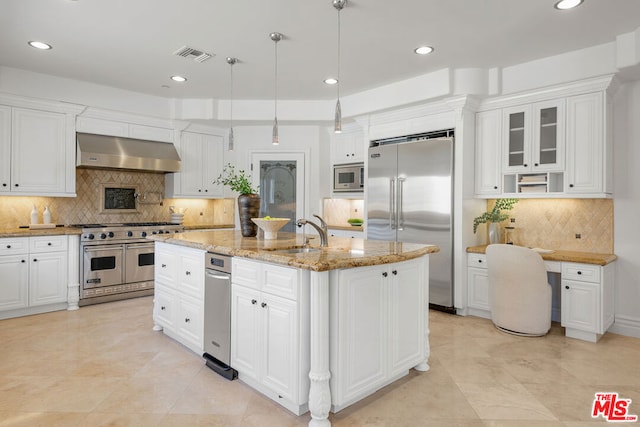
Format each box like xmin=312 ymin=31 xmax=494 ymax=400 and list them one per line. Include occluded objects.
xmin=214 ymin=163 xmax=261 ymax=237
xmin=473 ymin=198 xmax=518 ymax=244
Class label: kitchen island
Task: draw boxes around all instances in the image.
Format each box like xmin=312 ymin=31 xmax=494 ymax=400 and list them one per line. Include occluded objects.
xmin=149 ymin=230 xmax=438 ymax=426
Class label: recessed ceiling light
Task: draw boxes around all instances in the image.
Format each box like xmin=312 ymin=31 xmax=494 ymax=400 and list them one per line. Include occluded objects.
xmin=170 ymin=75 xmax=187 ymax=82
xmin=554 ymin=0 xmax=584 ymax=10
xmin=414 ymin=46 xmax=434 ymax=55
xmin=28 ymin=41 xmax=52 ymax=50
xmin=324 ymin=78 xmax=338 ymax=85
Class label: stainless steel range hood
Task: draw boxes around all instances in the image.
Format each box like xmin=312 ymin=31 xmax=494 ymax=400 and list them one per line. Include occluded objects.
xmin=76 ymin=133 xmax=181 ymax=173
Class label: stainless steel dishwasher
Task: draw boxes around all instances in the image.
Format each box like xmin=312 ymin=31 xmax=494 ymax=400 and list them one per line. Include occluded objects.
xmin=203 ymin=252 xmax=237 ymax=380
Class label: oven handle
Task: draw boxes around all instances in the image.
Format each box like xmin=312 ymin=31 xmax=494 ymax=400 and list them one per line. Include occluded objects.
xmin=84 ymin=245 xmax=124 ymax=252
xmin=125 ymin=243 xmax=155 ymax=249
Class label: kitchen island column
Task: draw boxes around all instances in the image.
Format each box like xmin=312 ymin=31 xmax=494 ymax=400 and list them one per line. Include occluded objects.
xmin=308 ymin=270 xmax=331 ymax=427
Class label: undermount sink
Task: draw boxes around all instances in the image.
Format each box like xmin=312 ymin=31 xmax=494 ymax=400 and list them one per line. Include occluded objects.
xmin=274 ymin=247 xmax=322 ymax=254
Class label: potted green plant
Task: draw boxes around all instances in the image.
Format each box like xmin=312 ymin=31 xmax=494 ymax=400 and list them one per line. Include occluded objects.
xmin=214 ymin=163 xmax=260 ymax=237
xmin=473 ymin=198 xmax=518 ymax=244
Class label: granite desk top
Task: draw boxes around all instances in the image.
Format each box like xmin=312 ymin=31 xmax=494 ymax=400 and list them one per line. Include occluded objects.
xmin=0 ymin=226 xmax=82 ymax=238
xmin=149 ymin=230 xmax=439 ymax=272
xmin=466 ymin=245 xmax=617 ymax=266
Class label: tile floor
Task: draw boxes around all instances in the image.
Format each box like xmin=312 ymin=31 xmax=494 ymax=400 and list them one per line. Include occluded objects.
xmin=1 ymin=297 xmax=639 ymax=426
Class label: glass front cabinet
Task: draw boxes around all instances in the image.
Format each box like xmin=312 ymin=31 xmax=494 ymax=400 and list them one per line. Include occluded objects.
xmin=502 ymin=99 xmax=565 ymax=174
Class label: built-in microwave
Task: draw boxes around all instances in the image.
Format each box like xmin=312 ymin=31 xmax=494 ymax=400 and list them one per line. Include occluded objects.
xmin=333 ymin=163 xmax=364 ymax=192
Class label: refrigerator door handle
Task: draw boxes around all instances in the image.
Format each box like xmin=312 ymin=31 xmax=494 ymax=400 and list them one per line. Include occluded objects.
xmin=397 ymin=177 xmax=405 ymax=231
xmin=389 ymin=177 xmax=396 ymax=230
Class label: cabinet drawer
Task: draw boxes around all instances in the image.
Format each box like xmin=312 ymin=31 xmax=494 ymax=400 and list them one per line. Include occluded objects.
xmin=155 ymin=249 xmax=177 ymax=284
xmin=262 ymin=264 xmax=299 ymax=300
xmin=153 ymin=285 xmax=175 ymax=329
xmin=233 ymin=258 xmax=261 ymax=290
xmin=0 ymin=238 xmax=28 ymax=255
xmin=467 ymin=253 xmax=487 ymax=269
xmin=29 ymin=235 xmax=68 ymax=253
xmin=562 ymin=263 xmax=600 ymax=283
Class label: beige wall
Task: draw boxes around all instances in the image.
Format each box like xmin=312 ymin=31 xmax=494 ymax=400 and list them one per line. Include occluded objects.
xmin=322 ymin=198 xmax=365 ymax=227
xmin=486 ymin=198 xmax=613 ymax=253
xmin=0 ymin=169 xmax=234 ymax=228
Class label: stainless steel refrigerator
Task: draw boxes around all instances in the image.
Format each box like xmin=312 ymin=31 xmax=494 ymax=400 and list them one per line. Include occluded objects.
xmin=367 ymin=137 xmax=454 ymax=311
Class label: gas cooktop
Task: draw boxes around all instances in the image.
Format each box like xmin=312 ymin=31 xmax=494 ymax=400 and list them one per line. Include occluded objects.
xmin=70 ymin=222 xmax=177 ymax=228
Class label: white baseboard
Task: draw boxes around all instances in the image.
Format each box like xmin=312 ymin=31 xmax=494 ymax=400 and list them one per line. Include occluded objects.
xmin=609 ymin=314 xmax=640 ymax=339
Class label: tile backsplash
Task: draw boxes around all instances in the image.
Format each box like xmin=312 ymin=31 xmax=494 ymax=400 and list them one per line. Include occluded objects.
xmin=487 ymin=198 xmax=613 ymax=253
xmin=0 ymin=169 xmax=235 ymax=228
xmin=322 ymin=198 xmax=365 ymax=227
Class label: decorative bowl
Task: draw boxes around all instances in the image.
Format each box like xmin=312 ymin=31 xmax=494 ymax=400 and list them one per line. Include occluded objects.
xmin=251 ymin=218 xmax=290 ymax=239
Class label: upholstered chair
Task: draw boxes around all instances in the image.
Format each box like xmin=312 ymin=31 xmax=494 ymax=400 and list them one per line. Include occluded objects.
xmin=486 ymin=244 xmax=552 ymax=336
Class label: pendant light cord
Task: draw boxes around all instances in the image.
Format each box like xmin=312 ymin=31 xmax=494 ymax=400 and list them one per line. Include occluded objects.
xmin=274 ymin=38 xmax=278 ymax=120
xmin=337 ymin=7 xmax=341 ymax=102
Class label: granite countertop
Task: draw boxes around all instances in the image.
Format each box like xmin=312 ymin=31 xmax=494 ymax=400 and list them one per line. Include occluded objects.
xmin=467 ymin=245 xmax=617 ymax=266
xmin=0 ymin=226 xmax=82 ymax=238
xmin=327 ymin=224 xmax=364 ymax=232
xmin=183 ymin=224 xmax=235 ymax=231
xmin=150 ymin=230 xmax=439 ymax=272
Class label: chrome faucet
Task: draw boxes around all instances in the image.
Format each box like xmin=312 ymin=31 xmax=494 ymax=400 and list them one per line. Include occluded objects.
xmin=297 ymin=217 xmax=329 ymax=247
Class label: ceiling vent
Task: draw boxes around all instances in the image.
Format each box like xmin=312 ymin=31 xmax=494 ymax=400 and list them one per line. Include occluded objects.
xmin=173 ymin=46 xmax=214 ymax=63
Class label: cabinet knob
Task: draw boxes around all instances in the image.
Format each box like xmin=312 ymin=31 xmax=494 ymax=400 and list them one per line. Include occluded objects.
xmin=261 ymin=302 xmax=267 ymax=308
xmin=198 ymin=189 xmax=202 ymax=192
xmin=205 ymin=189 xmax=208 ymax=192
xmin=185 ymin=271 xmax=191 ymax=276
xmin=392 ymin=270 xmax=398 ymax=275
xmin=6 ymin=245 xmax=10 ymax=249
xmin=33 ymin=258 xmax=37 ymax=262
xmin=577 ymin=271 xmax=582 ymax=275
xmin=184 ymin=318 xmax=190 ymax=323
xmin=523 ymin=163 xmax=528 ymax=168
xmin=565 ymin=285 xmax=570 ymax=290
xmin=251 ymin=299 xmax=257 ymax=305
xmin=569 ymin=184 xmax=574 ymax=188
xmin=2 ymin=183 xmax=6 ymax=187
xmin=534 ymin=163 xmax=539 ymax=167
xmin=493 ymin=186 xmax=498 ymax=190
xmin=161 ymin=264 xmax=166 ymax=268
xmin=382 ymin=272 xmax=388 ymax=277
xmin=478 ymin=259 xmax=483 ymax=263
xmin=47 ymin=242 xmax=52 ymax=246
xmin=14 ymin=184 xmax=19 ymax=187
xmin=161 ymin=306 xmax=166 ymax=310
xmin=21 ymin=259 xmax=26 ymax=263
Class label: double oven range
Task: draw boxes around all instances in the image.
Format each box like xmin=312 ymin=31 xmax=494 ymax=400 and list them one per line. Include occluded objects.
xmin=74 ymin=222 xmax=184 ymax=306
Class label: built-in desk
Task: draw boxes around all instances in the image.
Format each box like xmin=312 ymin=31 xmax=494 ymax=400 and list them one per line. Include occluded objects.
xmin=465 ymin=245 xmax=616 ymax=343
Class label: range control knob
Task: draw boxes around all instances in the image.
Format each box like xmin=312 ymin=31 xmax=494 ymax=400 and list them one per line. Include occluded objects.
xmin=108 ymin=232 xmax=114 ymax=238
xmin=127 ymin=231 xmax=133 ymax=237
xmin=152 ymin=231 xmax=158 ymax=235
xmin=87 ymin=234 xmax=95 ymax=240
xmin=141 ymin=231 xmax=147 ymax=237
xmin=99 ymin=233 xmax=107 ymax=239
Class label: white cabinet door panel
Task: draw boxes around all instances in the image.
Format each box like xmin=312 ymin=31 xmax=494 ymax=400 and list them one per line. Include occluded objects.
xmin=0 ymin=255 xmax=29 ymax=311
xmin=0 ymin=106 xmax=11 ymax=192
xmin=11 ymin=108 xmax=66 ymax=193
xmin=231 ymin=285 xmax=261 ymax=380
xmin=29 ymin=252 xmax=67 ymax=306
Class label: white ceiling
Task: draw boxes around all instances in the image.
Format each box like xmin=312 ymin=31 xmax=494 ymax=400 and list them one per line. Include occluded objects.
xmin=1 ymin=0 xmax=639 ymax=101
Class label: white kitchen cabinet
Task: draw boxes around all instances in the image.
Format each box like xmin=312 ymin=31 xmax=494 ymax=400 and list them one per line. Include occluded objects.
xmin=474 ymin=109 xmax=502 ymax=195
xmin=230 ymin=258 xmax=310 ymax=415
xmin=28 ymin=236 xmax=68 ymax=306
xmin=0 ymin=106 xmax=74 ymax=195
xmin=152 ymin=242 xmax=205 ymax=354
xmin=565 ymin=92 xmax=611 ymax=195
xmin=0 ymin=106 xmax=11 ymax=193
xmin=328 ymin=228 xmax=364 ymax=239
xmin=76 ymin=116 xmax=174 ymax=143
xmin=561 ymin=262 xmax=614 ymax=342
xmin=165 ymin=131 xmax=224 ymax=198
xmin=0 ymin=254 xmax=29 ymax=311
xmin=329 ymin=256 xmax=427 ymax=411
xmin=466 ymin=254 xmax=490 ymax=317
xmin=502 ymin=100 xmax=564 ymax=174
xmin=0 ymin=236 xmax=68 ymax=316
xmin=331 ymin=130 xmax=365 ymax=165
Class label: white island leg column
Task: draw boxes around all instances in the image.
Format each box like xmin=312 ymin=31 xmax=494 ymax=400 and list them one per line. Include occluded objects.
xmin=308 ymin=270 xmax=331 ymax=427
xmin=414 ymin=255 xmax=430 ymax=372
xmin=67 ymin=235 xmax=80 ymax=311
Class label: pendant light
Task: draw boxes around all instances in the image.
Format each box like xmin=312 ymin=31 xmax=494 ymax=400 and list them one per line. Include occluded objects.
xmin=226 ymin=57 xmax=237 ymax=152
xmin=270 ymin=32 xmax=283 ymax=145
xmin=333 ymin=0 xmax=347 ymax=134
